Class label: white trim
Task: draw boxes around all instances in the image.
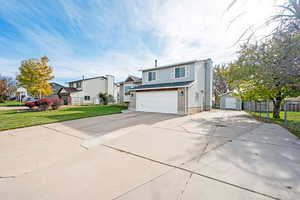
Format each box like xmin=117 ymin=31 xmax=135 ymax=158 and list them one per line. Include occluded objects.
xmin=147 ymin=71 xmax=158 ymax=82
xmin=186 ymin=65 xmax=190 ymax=77
xmin=171 ymin=68 xmax=175 ymax=79
xmin=133 ymin=85 xmax=192 ymax=91
xmin=139 ymin=59 xmax=208 ymax=72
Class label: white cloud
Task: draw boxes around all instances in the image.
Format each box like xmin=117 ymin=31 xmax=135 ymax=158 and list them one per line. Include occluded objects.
xmin=0 ymin=0 xmax=285 ymax=83
xmin=130 ymin=0 xmax=285 ymax=65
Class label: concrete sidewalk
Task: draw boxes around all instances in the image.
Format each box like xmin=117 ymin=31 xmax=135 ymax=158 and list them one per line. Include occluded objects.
xmin=0 ymin=106 xmax=28 ymax=110
xmin=1 ymin=110 xmax=299 ymax=200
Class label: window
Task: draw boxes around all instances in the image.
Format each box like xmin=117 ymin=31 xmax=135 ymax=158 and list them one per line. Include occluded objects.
xmin=148 ymin=71 xmax=156 ymax=81
xmin=124 ymin=86 xmax=132 ymax=95
xmin=76 ymin=82 xmax=82 ymax=88
xmin=175 ymin=67 xmax=185 ymax=78
xmin=84 ymin=96 xmax=90 ymax=101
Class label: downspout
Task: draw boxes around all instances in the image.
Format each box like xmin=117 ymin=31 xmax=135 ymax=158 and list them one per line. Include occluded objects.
xmin=185 ymin=86 xmax=188 ymax=115
xmin=82 ymin=75 xmax=85 ymax=105
xmin=203 ymin=61 xmax=207 ymax=111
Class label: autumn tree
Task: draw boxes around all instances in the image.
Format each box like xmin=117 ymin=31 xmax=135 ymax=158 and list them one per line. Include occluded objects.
xmin=0 ymin=75 xmax=16 ymax=102
xmin=17 ymin=56 xmax=54 ymax=97
xmin=228 ymin=32 xmax=300 ymax=118
xmin=213 ymin=64 xmax=231 ymax=104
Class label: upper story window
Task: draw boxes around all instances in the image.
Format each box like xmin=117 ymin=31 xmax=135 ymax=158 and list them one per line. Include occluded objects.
xmin=148 ymin=71 xmax=157 ymax=81
xmin=76 ymin=82 xmax=81 ymax=88
xmin=175 ymin=67 xmax=186 ymax=78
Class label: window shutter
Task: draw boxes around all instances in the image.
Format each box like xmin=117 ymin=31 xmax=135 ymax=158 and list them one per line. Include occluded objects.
xmin=171 ymin=68 xmax=175 ymax=79
xmin=156 ymin=71 xmax=159 ymax=81
xmin=186 ymin=66 xmax=190 ymax=77
xmin=143 ymin=72 xmax=148 ymax=83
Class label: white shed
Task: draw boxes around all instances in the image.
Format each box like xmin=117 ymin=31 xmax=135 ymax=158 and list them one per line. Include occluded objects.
xmin=220 ymin=93 xmax=242 ymax=110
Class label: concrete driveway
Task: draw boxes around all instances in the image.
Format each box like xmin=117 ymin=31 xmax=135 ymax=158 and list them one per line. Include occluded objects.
xmin=0 ymin=110 xmax=300 ymax=200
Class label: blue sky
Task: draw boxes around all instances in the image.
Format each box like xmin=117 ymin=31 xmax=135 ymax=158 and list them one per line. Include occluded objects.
xmin=0 ymin=0 xmax=282 ymax=85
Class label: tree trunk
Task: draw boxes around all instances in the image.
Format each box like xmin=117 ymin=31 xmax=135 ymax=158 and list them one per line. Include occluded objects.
xmin=272 ymin=99 xmax=282 ymax=119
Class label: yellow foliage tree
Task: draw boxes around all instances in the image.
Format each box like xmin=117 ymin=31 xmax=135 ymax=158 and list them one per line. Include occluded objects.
xmin=17 ymin=56 xmax=54 ymax=97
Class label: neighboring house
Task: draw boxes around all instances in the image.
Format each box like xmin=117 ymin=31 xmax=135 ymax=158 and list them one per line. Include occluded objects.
xmin=220 ymin=92 xmax=242 ymax=110
xmin=49 ymin=82 xmax=65 ymax=96
xmin=129 ymin=59 xmax=213 ymax=115
xmin=286 ymin=96 xmax=300 ymax=112
xmin=119 ymin=75 xmax=142 ymax=103
xmin=16 ymin=87 xmax=28 ymax=101
xmin=67 ymin=75 xmax=115 ymax=105
xmin=57 ymin=87 xmax=79 ymax=105
xmin=49 ymin=82 xmax=74 ymax=105
xmin=113 ymin=83 xmax=120 ymax=103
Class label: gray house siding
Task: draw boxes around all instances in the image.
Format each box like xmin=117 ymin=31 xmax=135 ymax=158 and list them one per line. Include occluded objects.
xmin=142 ymin=63 xmax=195 ymax=85
xmin=177 ymin=88 xmax=186 ymax=115
xmin=131 ymin=59 xmax=213 ymax=115
xmin=204 ymin=59 xmax=213 ymax=110
xmin=119 ymin=84 xmax=124 ymax=103
xmin=186 ymin=60 xmax=212 ymax=112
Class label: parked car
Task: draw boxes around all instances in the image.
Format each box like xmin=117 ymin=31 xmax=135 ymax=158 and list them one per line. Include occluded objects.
xmin=25 ymin=97 xmax=62 ymax=111
xmin=23 ymin=97 xmax=39 ymax=102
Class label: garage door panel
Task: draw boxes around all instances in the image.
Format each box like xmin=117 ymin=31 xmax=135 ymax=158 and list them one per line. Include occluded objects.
xmin=136 ymin=91 xmax=178 ymax=114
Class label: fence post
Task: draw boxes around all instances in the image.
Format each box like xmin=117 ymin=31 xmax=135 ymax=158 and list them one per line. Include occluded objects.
xmin=266 ymin=100 xmax=270 ymax=120
xmin=259 ymin=101 xmax=262 ymax=119
xmin=284 ymin=100 xmax=287 ymax=123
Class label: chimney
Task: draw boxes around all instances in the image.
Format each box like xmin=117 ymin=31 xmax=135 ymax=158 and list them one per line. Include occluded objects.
xmin=155 ymin=59 xmax=157 ymax=67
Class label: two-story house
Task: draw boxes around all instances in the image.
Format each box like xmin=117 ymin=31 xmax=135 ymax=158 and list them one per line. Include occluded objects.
xmin=129 ymin=59 xmax=213 ymax=115
xmin=67 ymin=75 xmax=115 ymax=105
xmin=119 ymin=75 xmax=142 ymax=103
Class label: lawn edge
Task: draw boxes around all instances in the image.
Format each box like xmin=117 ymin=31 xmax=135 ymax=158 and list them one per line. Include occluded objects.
xmin=0 ymin=109 xmax=124 ymax=132
xmin=247 ymin=111 xmax=300 ymax=139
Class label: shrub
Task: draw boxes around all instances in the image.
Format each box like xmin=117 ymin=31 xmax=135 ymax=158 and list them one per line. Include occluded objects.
xmin=25 ymin=101 xmax=36 ymax=109
xmin=111 ymin=104 xmax=128 ymax=109
xmin=108 ymin=94 xmax=115 ymax=103
xmin=25 ymin=97 xmax=62 ymax=111
xmin=51 ymin=97 xmax=63 ymax=110
xmin=99 ymin=93 xmax=108 ymax=105
xmin=36 ymin=98 xmax=52 ymax=111
xmin=0 ymin=96 xmax=5 ymax=103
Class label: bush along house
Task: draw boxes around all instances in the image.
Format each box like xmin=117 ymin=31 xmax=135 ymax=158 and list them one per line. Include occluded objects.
xmin=66 ymin=75 xmax=116 ymax=105
xmin=129 ymin=59 xmax=213 ymax=115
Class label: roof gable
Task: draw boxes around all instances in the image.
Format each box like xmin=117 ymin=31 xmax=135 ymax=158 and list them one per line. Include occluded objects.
xmin=124 ymin=75 xmax=142 ymax=83
xmin=125 ymin=77 xmax=134 ymax=82
xmin=140 ymin=59 xmax=211 ymax=72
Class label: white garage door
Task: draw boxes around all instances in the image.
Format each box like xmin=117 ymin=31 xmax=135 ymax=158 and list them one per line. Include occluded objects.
xmin=136 ymin=90 xmax=178 ymax=114
xmin=225 ymin=97 xmax=237 ymax=109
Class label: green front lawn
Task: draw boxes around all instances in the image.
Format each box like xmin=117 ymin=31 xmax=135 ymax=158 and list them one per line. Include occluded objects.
xmin=249 ymin=111 xmax=300 ymax=138
xmin=252 ymin=111 xmax=300 ymax=122
xmin=0 ymin=105 xmax=127 ymax=131
xmin=0 ymin=101 xmax=24 ymax=107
